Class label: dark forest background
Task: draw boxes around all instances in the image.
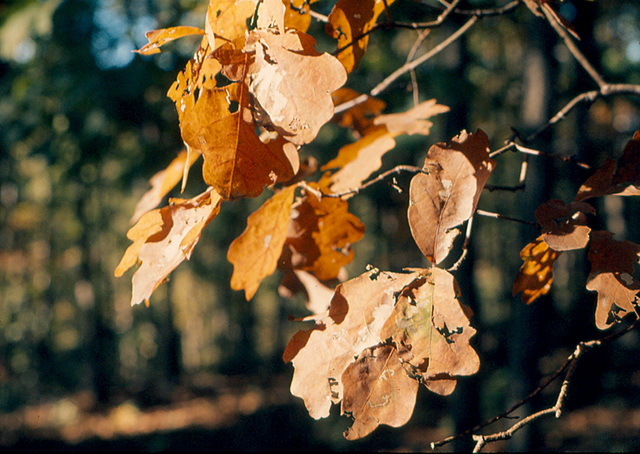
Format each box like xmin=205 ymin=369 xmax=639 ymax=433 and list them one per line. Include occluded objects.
xmin=1 ymin=0 xmax=640 ymax=451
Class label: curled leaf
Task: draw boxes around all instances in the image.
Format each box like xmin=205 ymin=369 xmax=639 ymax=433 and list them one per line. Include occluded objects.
xmin=134 ymin=26 xmax=205 ymax=55
xmin=534 ymin=199 xmax=595 ymax=251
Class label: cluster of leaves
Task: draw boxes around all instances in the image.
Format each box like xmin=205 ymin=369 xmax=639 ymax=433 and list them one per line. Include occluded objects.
xmin=115 ymin=0 xmax=640 ymax=441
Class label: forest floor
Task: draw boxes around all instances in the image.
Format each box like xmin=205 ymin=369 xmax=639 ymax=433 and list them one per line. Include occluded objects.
xmin=1 ymin=371 xmax=640 ymax=452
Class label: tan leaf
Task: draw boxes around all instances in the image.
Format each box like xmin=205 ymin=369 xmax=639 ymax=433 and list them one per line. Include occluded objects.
xmin=326 ymin=0 xmax=396 ymax=73
xmin=228 ymin=185 xmax=297 ymax=300
xmin=278 ymin=269 xmax=337 ymax=315
xmin=245 ymin=29 xmax=347 ymax=145
xmin=285 ymin=269 xmax=420 ymax=420
xmin=134 ymin=26 xmax=205 ymax=55
xmin=205 ymin=0 xmax=258 ymax=50
xmin=586 ymin=231 xmax=640 ymax=330
xmin=408 ymin=130 xmax=495 ymax=265
xmin=321 ymin=99 xmax=448 ymax=195
xmin=534 ymin=199 xmax=595 ymax=251
xmin=130 ymin=148 xmax=201 ymax=224
xmin=285 ymin=267 xmax=479 ymax=439
xmin=341 ymin=344 xmax=419 ymax=440
xmin=381 ymin=267 xmax=479 ymax=394
xmin=575 ymin=131 xmax=640 ymax=201
xmin=115 ymin=188 xmax=222 ymax=306
xmin=180 ymin=82 xmax=298 ymax=199
xmin=285 ymin=190 xmax=365 ymax=280
xmin=513 ymin=236 xmax=561 ymax=304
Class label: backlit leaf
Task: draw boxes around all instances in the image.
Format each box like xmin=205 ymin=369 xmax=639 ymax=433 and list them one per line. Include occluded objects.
xmin=513 ymin=236 xmax=561 ymax=304
xmin=321 ymin=99 xmax=448 ymax=195
xmin=326 ymin=0 xmax=396 ymax=73
xmin=134 ymin=26 xmax=205 ymax=55
xmin=284 ymin=190 xmax=365 ymax=280
xmin=180 ymin=82 xmax=298 ymax=199
xmin=115 ymin=188 xmax=223 ymax=306
xmin=205 ymin=0 xmax=258 ymax=50
xmin=228 ymin=185 xmax=297 ymax=300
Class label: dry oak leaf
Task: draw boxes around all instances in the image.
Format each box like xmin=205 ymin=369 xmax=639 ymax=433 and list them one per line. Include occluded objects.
xmin=380 ymin=267 xmax=479 ymax=396
xmin=575 ymin=131 xmax=640 ymax=201
xmin=408 ymin=130 xmax=495 ymax=265
xmin=205 ymin=0 xmax=258 ymax=51
xmin=586 ymin=230 xmax=640 ymax=330
xmin=244 ymin=28 xmax=347 ymax=145
xmin=134 ymin=26 xmax=205 ymax=55
xmin=326 ymin=0 xmax=396 ymax=73
xmin=285 ymin=267 xmax=479 ymax=440
xmin=167 ymin=38 xmax=221 ymax=124
xmin=130 ymin=148 xmax=201 ymax=224
xmin=321 ymin=99 xmax=449 ymax=195
xmin=513 ymin=236 xmax=561 ymax=305
xmin=534 ymin=199 xmax=595 ymax=251
xmin=284 ymin=190 xmax=365 ymax=280
xmin=115 ymin=188 xmax=222 ymax=306
xmin=284 ymin=269 xmax=421 ymax=421
xmin=228 ymin=185 xmax=297 ymax=300
xmin=180 ymin=82 xmax=298 ymax=199
xmin=278 ymin=269 xmax=337 ymax=315
xmin=341 ymin=343 xmax=419 ymax=440
xmin=331 ymin=87 xmax=386 ymax=136
xmin=283 ymin=0 xmax=319 ymax=33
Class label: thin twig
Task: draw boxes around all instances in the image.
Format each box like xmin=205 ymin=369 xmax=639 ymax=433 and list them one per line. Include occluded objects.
xmin=432 ymin=317 xmax=639 ymax=451
xmin=322 ymin=165 xmax=425 ymax=198
xmin=475 ymin=209 xmax=537 ymax=227
xmin=525 ymin=85 xmax=640 ymax=143
xmin=335 ymin=16 xmax=478 ymax=115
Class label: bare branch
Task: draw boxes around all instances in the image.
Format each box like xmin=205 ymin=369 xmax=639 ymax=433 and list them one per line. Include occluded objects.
xmin=432 ymin=318 xmax=640 ymax=451
xmin=335 ymin=16 xmax=478 ymax=115
xmin=321 ymin=164 xmax=425 ymax=199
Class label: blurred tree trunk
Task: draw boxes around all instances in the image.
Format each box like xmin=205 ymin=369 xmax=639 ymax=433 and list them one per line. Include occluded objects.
xmin=506 ymin=14 xmax=557 ymax=452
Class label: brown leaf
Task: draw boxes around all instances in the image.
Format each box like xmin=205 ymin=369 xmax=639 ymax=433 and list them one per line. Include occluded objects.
xmin=285 ymin=267 xmax=479 ymax=438
xmin=134 ymin=26 xmax=205 ymax=55
xmin=115 ymin=188 xmax=222 ymax=306
xmin=180 ymin=82 xmax=298 ymax=199
xmin=326 ymin=0 xmax=396 ymax=73
xmin=513 ymin=236 xmax=561 ymax=304
xmin=245 ymin=29 xmax=347 ymax=145
xmin=408 ymin=130 xmax=495 ymax=265
xmin=381 ymin=267 xmax=479 ymax=394
xmin=286 ymin=269 xmax=420 ymax=420
xmin=278 ymin=269 xmax=338 ymax=315
xmin=321 ymin=100 xmax=448 ymax=195
xmin=534 ymin=199 xmax=595 ymax=251
xmin=284 ymin=190 xmax=365 ymax=280
xmin=341 ymin=344 xmax=419 ymax=440
xmin=586 ymin=231 xmax=640 ymax=330
xmin=228 ymin=185 xmax=297 ymax=300
xmin=575 ymin=131 xmax=640 ymax=201
xmin=331 ymin=87 xmax=386 ymax=136
xmin=130 ymin=148 xmax=201 ymax=224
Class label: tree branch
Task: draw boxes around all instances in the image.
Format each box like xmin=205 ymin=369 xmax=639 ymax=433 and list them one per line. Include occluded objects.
xmin=431 ymin=317 xmax=640 ymax=451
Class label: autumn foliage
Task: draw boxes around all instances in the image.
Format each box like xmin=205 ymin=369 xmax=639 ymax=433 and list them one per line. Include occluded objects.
xmin=115 ymin=0 xmax=640 ymax=442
